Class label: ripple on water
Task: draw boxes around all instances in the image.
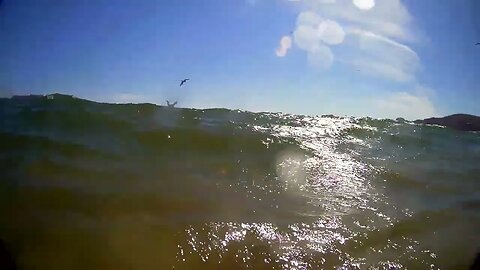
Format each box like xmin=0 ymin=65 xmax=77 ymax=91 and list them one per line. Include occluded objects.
xmin=176 ymin=116 xmax=406 ymax=269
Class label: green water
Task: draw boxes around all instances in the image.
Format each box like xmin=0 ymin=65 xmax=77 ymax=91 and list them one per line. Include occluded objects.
xmin=0 ymin=96 xmax=479 ymax=269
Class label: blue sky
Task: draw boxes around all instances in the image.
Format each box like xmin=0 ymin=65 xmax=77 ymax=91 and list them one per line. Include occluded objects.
xmin=0 ymin=0 xmax=479 ymax=119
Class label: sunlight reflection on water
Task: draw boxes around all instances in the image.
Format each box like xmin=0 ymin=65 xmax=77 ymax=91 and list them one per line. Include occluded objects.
xmin=176 ymin=116 xmax=392 ymax=269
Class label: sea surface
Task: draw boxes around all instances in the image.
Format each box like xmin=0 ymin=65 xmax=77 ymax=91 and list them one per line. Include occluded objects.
xmin=0 ymin=96 xmax=479 ymax=269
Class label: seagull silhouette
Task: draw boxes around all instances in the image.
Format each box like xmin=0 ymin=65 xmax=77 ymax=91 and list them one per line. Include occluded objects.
xmin=180 ymin=78 xmax=190 ymax=87
xmin=166 ymin=100 xmax=177 ymax=107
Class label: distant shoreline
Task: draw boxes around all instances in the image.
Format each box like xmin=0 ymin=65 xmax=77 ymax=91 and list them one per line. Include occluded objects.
xmin=415 ymin=114 xmax=480 ymax=132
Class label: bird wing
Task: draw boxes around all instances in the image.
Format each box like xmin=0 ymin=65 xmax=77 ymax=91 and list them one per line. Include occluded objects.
xmin=180 ymin=79 xmax=189 ymax=86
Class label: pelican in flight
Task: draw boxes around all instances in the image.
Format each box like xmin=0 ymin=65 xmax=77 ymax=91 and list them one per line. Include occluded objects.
xmin=180 ymin=78 xmax=190 ymax=87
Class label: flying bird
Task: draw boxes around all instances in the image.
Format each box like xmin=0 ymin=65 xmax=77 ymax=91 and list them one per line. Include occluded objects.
xmin=166 ymin=100 xmax=177 ymax=107
xmin=476 ymin=42 xmax=480 ymax=46
xmin=180 ymin=78 xmax=190 ymax=87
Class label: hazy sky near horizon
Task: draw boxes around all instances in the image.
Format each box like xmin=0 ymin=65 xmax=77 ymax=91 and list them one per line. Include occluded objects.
xmin=1 ymin=0 xmax=479 ymax=119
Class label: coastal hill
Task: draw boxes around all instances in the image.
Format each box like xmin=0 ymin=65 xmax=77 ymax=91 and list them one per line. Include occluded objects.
xmin=415 ymin=114 xmax=480 ymax=131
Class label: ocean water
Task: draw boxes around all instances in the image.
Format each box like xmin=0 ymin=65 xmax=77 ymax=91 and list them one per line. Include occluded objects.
xmin=0 ymin=96 xmax=479 ymax=269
